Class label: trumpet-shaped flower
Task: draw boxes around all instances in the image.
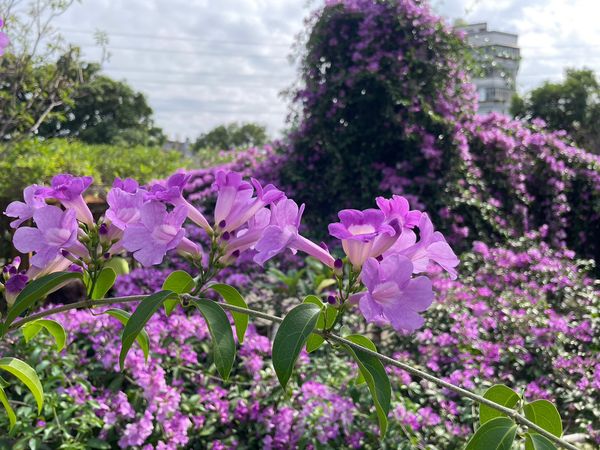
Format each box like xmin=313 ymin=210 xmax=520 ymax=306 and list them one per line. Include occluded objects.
xmin=4 ymin=185 xmax=47 ymax=228
xmin=253 ymin=199 xmax=304 ymax=265
xmin=221 ymin=207 xmax=271 ymax=263
xmin=214 ymin=171 xmax=284 ymax=233
xmin=253 ymin=199 xmax=336 ymax=268
xmin=122 ymin=202 xmax=201 ymax=266
xmin=112 ymin=177 xmax=140 ymax=193
xmin=328 ymin=209 xmax=398 ymax=267
xmin=13 ymin=205 xmax=89 ymax=268
xmin=376 ymin=195 xmax=422 ymax=228
xmin=354 ymin=255 xmax=434 ymax=333
xmin=37 ymin=174 xmax=95 ymax=226
xmin=106 ymin=185 xmax=147 ymax=231
xmin=149 ymin=172 xmax=212 ymax=232
xmin=385 ymin=213 xmax=459 ymax=279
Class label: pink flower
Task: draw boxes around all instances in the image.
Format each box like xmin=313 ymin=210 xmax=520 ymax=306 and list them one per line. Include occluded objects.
xmin=253 ymin=199 xmax=304 ymax=265
xmin=0 ymin=19 xmax=9 ymax=56
xmin=38 ymin=174 xmax=95 ymax=226
xmin=354 ymin=255 xmax=434 ymax=333
xmin=106 ymin=184 xmax=146 ymax=231
xmin=122 ymin=202 xmax=201 ymax=266
xmin=214 ymin=171 xmax=284 ymax=232
xmin=376 ymin=195 xmax=422 ymax=228
xmin=386 ymin=213 xmax=459 ymax=279
xmin=4 ymin=185 xmax=47 ymax=228
xmin=149 ymin=172 xmax=212 ymax=232
xmin=254 ymin=198 xmax=335 ymax=268
xmin=13 ymin=205 xmax=89 ymax=268
xmin=328 ymin=209 xmax=399 ymax=267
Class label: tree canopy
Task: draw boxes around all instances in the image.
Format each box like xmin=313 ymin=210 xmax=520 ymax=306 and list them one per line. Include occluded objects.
xmin=511 ymin=68 xmax=600 ymax=154
xmin=193 ymin=122 xmax=268 ymax=151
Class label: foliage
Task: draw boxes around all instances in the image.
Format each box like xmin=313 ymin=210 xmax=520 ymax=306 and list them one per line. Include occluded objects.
xmin=38 ymin=71 xmax=166 ymax=147
xmin=277 ymin=0 xmax=600 ymax=271
xmin=0 ymin=139 xmax=188 ymax=200
xmin=511 ymin=69 xmax=600 ymax=154
xmin=0 ymin=48 xmax=85 ymax=141
xmin=1 ymin=234 xmax=596 ymax=448
xmin=193 ymin=122 xmax=269 ymax=152
xmin=0 ymin=0 xmax=164 ymax=146
xmin=280 ymin=0 xmax=475 ymax=232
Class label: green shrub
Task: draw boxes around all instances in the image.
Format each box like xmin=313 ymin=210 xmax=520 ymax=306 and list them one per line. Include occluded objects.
xmin=0 ymin=138 xmax=189 ymax=199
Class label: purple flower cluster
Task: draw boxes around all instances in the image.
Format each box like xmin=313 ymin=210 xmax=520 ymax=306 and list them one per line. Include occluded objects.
xmin=328 ymin=195 xmax=458 ymax=333
xmin=0 ymin=19 xmax=9 ymax=56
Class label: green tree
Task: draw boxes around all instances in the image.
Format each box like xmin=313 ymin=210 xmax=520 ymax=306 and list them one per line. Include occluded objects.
xmin=39 ymin=69 xmax=166 ymax=146
xmin=0 ymin=0 xmax=86 ymax=141
xmin=511 ymin=68 xmax=600 ymax=154
xmin=193 ymin=122 xmax=268 ymax=151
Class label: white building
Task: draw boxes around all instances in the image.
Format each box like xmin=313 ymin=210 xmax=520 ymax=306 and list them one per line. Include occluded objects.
xmin=458 ymin=23 xmax=520 ymax=115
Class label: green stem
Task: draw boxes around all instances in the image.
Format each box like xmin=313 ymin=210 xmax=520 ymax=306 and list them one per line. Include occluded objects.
xmin=6 ymin=295 xmax=581 ymax=450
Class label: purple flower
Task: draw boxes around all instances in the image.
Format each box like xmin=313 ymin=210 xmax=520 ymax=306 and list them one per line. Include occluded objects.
xmin=106 ymin=185 xmax=146 ymax=231
xmin=0 ymin=19 xmax=9 ymax=56
xmin=122 ymin=202 xmax=201 ymax=266
xmin=386 ymin=213 xmax=459 ymax=279
xmin=253 ymin=199 xmax=304 ymax=265
xmin=4 ymin=185 xmax=47 ymax=228
xmin=354 ymin=255 xmax=434 ymax=333
xmin=112 ymin=177 xmax=140 ymax=193
xmin=38 ymin=174 xmax=95 ymax=226
xmin=3 ymin=263 xmax=28 ymax=307
xmin=328 ymin=209 xmax=398 ymax=267
xmin=376 ymin=195 xmax=422 ymax=228
xmin=254 ymin=198 xmax=336 ymax=268
xmin=214 ymin=171 xmax=284 ymax=232
xmin=13 ymin=205 xmax=89 ymax=268
xmin=149 ymin=172 xmax=212 ymax=232
xmin=220 ymin=207 xmax=271 ymax=263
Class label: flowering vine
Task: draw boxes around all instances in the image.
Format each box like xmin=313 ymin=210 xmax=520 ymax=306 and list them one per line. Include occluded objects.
xmin=0 ymin=170 xmax=579 ymax=450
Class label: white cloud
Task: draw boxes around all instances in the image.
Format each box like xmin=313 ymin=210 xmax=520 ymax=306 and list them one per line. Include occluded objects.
xmin=52 ymin=0 xmax=600 ymax=139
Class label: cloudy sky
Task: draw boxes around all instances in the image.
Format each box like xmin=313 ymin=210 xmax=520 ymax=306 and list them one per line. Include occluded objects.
xmin=46 ymin=0 xmax=600 ymax=140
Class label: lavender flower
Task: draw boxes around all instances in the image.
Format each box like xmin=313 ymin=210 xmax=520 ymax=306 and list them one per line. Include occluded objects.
xmin=353 ymin=255 xmax=434 ymax=333
xmin=149 ymin=172 xmax=212 ymax=232
xmin=13 ymin=205 xmax=89 ymax=268
xmin=122 ymin=202 xmax=201 ymax=266
xmin=328 ymin=209 xmax=399 ymax=267
xmin=38 ymin=174 xmax=95 ymax=226
xmin=4 ymin=185 xmax=47 ymax=228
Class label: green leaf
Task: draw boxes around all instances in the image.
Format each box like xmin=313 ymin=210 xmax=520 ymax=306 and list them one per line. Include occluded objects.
xmin=303 ymin=296 xmax=338 ymax=353
xmin=315 ymin=278 xmax=336 ymax=293
xmin=210 ymin=284 xmax=249 ymax=344
xmin=22 ymin=319 xmax=67 ymax=351
xmin=0 ymin=358 xmax=44 ymax=413
xmin=91 ymin=267 xmax=117 ymax=300
xmin=345 ymin=335 xmax=377 ymax=385
xmin=104 ymin=256 xmax=130 ymax=275
xmin=191 ymin=298 xmax=236 ymax=381
xmin=0 ymin=385 xmax=16 ymax=431
xmin=523 ymin=400 xmax=563 ymax=437
xmin=3 ymin=272 xmax=82 ymax=333
xmin=162 ymin=270 xmax=195 ymax=315
xmin=119 ymin=290 xmax=177 ymax=370
xmin=525 ymin=433 xmax=558 ymax=450
xmin=303 ymin=296 xmax=325 ymax=352
xmin=465 ymin=417 xmax=518 ymax=450
xmin=344 ymin=340 xmax=391 ymax=437
xmin=105 ymin=309 xmax=150 ymax=362
xmin=272 ymin=303 xmax=321 ymax=388
xmin=480 ymin=384 xmax=520 ymax=424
